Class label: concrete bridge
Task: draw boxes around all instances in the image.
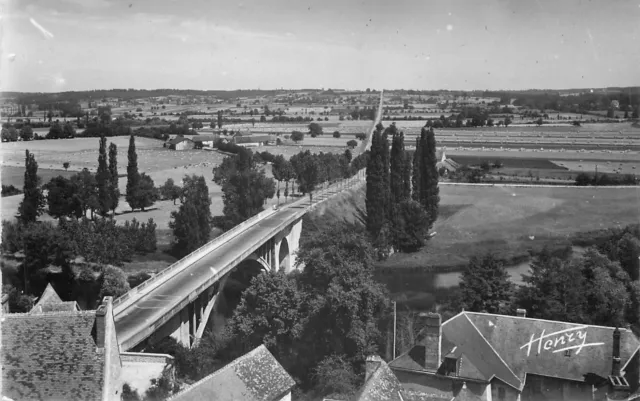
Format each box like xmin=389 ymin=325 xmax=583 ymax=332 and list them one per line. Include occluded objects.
xmin=113 ymin=172 xmax=366 ymax=351
xmin=113 ymin=91 xmax=383 ymax=352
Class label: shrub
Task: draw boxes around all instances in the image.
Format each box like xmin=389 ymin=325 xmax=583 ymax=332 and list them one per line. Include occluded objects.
xmin=1 ymin=184 xmax=22 ymax=197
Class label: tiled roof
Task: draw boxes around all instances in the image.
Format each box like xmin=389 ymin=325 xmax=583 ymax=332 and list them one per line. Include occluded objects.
xmin=191 ymin=135 xmax=217 ymax=142
xmin=354 ymin=357 xmax=403 ymax=401
xmin=389 ymin=312 xmax=640 ymax=392
xmin=168 ymin=345 xmax=295 ymax=401
xmin=1 ymin=311 xmax=105 ymax=401
xmin=400 ymin=390 xmax=450 ymax=401
xmin=31 ymin=301 xmax=80 ymax=313
xmin=34 ymin=283 xmax=62 ymax=307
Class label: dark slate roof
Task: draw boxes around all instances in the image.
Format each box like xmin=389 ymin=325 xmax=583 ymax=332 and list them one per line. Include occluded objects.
xmin=390 ymin=312 xmax=640 ymax=392
xmin=354 ymin=357 xmax=403 ymax=401
xmin=1 ymin=311 xmax=105 ymax=401
xmin=168 ymin=345 xmax=295 ymax=401
xmin=400 ymin=390 xmax=450 ymax=401
xmin=33 ymin=283 xmax=62 ymax=307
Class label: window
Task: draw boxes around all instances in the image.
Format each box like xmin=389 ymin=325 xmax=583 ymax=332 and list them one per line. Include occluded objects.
xmin=498 ymin=387 xmax=506 ymax=400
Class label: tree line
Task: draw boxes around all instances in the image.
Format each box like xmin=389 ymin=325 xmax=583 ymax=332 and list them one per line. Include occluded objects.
xmin=366 ymin=123 xmax=439 ymax=258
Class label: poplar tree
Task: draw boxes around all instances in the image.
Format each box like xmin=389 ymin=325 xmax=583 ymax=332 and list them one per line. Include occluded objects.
xmin=126 ymin=135 xmax=140 ymax=210
xmin=108 ymin=142 xmax=120 ymax=214
xmin=411 ymin=137 xmax=422 ymax=203
xmin=96 ymin=136 xmax=112 ymax=216
xmin=365 ymin=125 xmax=390 ymax=257
xmin=402 ymin=149 xmax=412 ymax=200
xmin=17 ymin=150 xmax=45 ymax=224
xmin=170 ymin=175 xmax=212 ymax=257
xmin=422 ymin=127 xmax=440 ymax=228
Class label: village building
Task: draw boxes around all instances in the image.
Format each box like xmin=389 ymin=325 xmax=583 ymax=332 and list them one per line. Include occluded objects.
xmin=167 ymin=136 xmax=195 ymax=150
xmin=232 ymin=132 xmax=273 ymax=148
xmin=190 ymin=134 xmax=218 ymax=148
xmin=1 ymin=284 xmax=174 ymax=400
xmin=436 ymin=148 xmax=461 ymax=175
xmin=387 ymin=311 xmax=640 ymax=401
xmin=167 ymin=345 xmax=296 ymax=401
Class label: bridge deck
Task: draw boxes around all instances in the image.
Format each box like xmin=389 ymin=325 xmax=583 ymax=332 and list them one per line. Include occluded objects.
xmin=114 ymin=202 xmax=309 ymax=349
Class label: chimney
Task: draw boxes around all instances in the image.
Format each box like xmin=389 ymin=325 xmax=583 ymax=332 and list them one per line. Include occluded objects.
xmin=516 ymin=309 xmax=527 ymax=318
xmin=612 ymin=328 xmax=621 ymax=376
xmin=95 ymin=296 xmax=113 ymax=349
xmin=365 ymin=355 xmax=382 ymax=382
xmin=417 ymin=312 xmax=441 ymax=370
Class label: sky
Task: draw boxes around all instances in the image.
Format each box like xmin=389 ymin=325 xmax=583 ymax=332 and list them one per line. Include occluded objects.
xmin=0 ymin=0 xmax=639 ymax=92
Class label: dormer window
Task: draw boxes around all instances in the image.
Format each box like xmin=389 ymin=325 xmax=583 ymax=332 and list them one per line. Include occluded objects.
xmin=443 ymin=356 xmax=458 ymax=377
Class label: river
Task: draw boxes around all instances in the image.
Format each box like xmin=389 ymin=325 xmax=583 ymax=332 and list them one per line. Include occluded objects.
xmin=433 ymin=260 xmax=531 ymax=288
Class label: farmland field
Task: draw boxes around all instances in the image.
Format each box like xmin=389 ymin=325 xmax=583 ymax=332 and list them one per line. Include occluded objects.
xmin=319 ymin=184 xmax=640 ymax=271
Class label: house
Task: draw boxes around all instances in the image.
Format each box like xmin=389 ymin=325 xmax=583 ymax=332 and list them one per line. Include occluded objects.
xmin=436 ymin=149 xmax=461 ymax=175
xmin=191 ymin=134 xmax=218 ymax=148
xmin=388 ymin=311 xmax=640 ymax=401
xmin=1 ymin=285 xmax=174 ymax=400
xmin=167 ymin=136 xmax=195 ymax=150
xmin=167 ymin=344 xmax=296 ymax=401
xmin=232 ymin=132 xmax=272 ymax=148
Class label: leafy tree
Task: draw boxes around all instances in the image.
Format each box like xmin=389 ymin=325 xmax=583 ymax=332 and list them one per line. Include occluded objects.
xmin=126 ymin=135 xmax=140 ymax=210
xmin=63 ymin=162 xmax=70 ymax=171
xmin=170 ymin=175 xmax=212 ymax=257
xmin=393 ymin=199 xmax=430 ymax=252
xmin=346 ymin=139 xmax=358 ymax=148
xmin=130 ymin=173 xmax=157 ymax=211
xmin=20 ymin=125 xmax=33 ymax=141
xmin=226 ymin=271 xmax=306 ymax=370
xmin=62 ymin=122 xmax=76 ymax=138
xmin=160 ymin=178 xmax=183 ymax=205
xmin=121 ymin=384 xmax=141 ymax=401
xmin=312 ymin=355 xmax=358 ymax=398
xmin=96 ymin=136 xmax=112 ymax=217
xmin=332 ymin=131 xmax=341 ymax=138
xmin=219 ymin=169 xmax=275 ymax=230
xmin=291 ymin=131 xmax=304 ymax=143
xmin=344 ymin=149 xmax=352 ymax=163
xmin=459 ymin=253 xmax=514 ymax=314
xmin=46 ymin=122 xmax=63 ymax=139
xmin=17 ymin=150 xmax=45 ymax=224
xmin=71 ymin=169 xmax=99 ymax=218
xmin=44 ymin=176 xmax=83 ymax=219
xmin=98 ymin=265 xmax=130 ymax=299
xmin=108 ymin=142 xmax=120 ymax=214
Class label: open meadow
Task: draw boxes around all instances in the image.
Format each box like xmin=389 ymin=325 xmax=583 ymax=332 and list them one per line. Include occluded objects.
xmin=312 ymin=183 xmax=640 ymax=271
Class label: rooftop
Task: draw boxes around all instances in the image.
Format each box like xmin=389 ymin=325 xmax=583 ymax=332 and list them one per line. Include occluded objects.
xmin=168 ymin=345 xmax=295 ymax=401
xmin=390 ymin=311 xmax=640 ymax=391
xmin=1 ymin=311 xmax=106 ymax=401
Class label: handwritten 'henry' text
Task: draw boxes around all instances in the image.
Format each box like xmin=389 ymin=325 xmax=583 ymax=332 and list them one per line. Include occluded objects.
xmin=520 ymin=326 xmax=605 ymax=357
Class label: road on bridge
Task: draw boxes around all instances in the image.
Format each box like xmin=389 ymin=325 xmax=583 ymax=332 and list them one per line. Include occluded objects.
xmin=114 ymin=201 xmax=309 ymax=348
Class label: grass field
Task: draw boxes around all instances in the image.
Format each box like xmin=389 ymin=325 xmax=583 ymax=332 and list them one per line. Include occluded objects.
xmin=311 ymin=184 xmax=640 ymax=271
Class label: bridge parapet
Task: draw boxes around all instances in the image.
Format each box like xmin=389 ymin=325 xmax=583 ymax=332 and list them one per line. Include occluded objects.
xmin=113 ymin=169 xmax=366 ymax=315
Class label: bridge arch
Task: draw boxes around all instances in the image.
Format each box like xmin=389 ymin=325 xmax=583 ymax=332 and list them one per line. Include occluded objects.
xmin=278 ymin=237 xmax=291 ymax=273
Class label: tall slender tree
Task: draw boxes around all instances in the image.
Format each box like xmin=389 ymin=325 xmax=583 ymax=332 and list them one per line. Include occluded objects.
xmin=170 ymin=175 xmax=212 ymax=258
xmin=96 ymin=136 xmax=112 ymax=216
xmin=402 ymin=149 xmax=412 ymax=200
xmin=108 ymin=142 xmax=120 ymax=214
xmin=422 ymin=127 xmax=440 ymax=228
xmin=411 ymin=137 xmax=422 ymax=203
xmin=365 ymin=125 xmax=390 ymax=257
xmin=125 ymin=135 xmax=140 ymax=210
xmin=17 ymin=150 xmax=45 ymax=224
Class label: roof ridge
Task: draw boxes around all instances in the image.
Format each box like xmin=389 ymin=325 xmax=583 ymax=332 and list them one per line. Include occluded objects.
xmin=166 ymin=345 xmax=267 ymax=401
xmin=462 ymin=313 xmax=522 ymax=390
xmin=5 ymin=310 xmax=95 ymax=317
xmin=464 ymin=311 xmax=637 ymax=332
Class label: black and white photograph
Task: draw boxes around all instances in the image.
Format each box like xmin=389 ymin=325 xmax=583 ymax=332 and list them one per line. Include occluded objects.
xmin=1 ymin=0 xmax=639 ymax=400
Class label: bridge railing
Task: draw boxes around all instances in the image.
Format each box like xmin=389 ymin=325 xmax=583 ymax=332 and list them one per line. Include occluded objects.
xmin=113 ymin=168 xmax=367 ymax=313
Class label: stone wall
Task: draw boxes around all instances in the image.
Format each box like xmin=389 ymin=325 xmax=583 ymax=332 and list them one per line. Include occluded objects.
xmin=120 ymin=352 xmax=174 ymax=395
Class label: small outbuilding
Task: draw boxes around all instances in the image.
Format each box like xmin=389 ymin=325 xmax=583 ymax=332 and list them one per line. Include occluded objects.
xmin=167 ymin=137 xmax=195 ymax=151
xmin=191 ymin=134 xmax=218 ymax=148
